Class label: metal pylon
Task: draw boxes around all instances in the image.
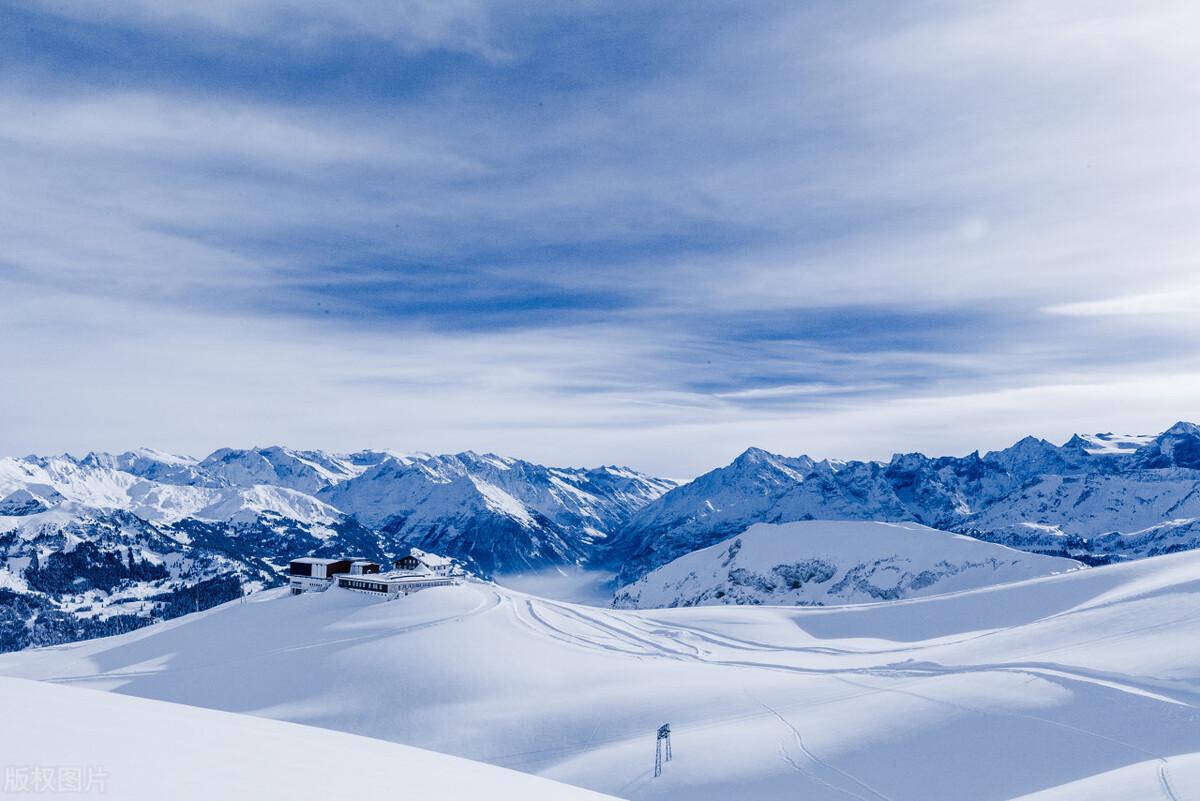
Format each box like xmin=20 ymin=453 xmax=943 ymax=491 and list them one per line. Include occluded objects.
xmin=654 ymin=723 xmax=671 ymax=777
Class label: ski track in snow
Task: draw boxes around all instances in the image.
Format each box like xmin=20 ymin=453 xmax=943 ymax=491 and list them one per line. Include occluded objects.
xmin=1160 ymin=761 xmax=1182 ymax=801
xmin=512 ymin=592 xmax=1195 ymax=716
xmin=506 ymin=592 xmax=1191 ymax=801
xmin=499 ymin=585 xmax=1200 ymax=801
xmin=754 ymin=694 xmax=894 ymax=801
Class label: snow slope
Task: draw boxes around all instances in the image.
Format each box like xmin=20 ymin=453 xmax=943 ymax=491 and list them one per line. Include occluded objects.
xmin=7 ymin=551 xmax=1200 ymax=801
xmin=612 ymin=521 xmax=1081 ymax=608
xmin=1007 ymin=753 xmax=1200 ymax=801
xmin=0 ymin=675 xmax=619 ymax=801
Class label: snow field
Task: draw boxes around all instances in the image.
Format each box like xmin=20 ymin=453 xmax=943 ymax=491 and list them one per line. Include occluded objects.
xmin=5 ymin=550 xmax=1200 ymax=800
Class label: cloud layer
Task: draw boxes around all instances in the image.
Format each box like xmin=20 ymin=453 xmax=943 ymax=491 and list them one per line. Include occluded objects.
xmin=3 ymin=1 xmax=1199 ymax=475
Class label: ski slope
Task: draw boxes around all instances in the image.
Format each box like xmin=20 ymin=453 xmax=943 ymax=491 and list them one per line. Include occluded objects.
xmin=5 ymin=551 xmax=1200 ymax=800
xmin=0 ymin=675 xmax=620 ymax=801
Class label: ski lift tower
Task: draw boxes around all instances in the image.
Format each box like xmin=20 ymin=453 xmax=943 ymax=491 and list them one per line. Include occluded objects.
xmin=654 ymin=723 xmax=672 ymax=777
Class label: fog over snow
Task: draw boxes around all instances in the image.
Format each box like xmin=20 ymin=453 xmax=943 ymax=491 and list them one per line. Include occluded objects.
xmin=4 ymin=1 xmax=1200 ymax=476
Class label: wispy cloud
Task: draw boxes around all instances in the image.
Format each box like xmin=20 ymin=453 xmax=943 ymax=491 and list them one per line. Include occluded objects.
xmin=2 ymin=1 xmax=1200 ymax=474
xmin=1046 ymin=285 xmax=1200 ymax=316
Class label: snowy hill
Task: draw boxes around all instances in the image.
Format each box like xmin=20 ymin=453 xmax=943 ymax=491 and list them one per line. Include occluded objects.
xmin=0 ymin=676 xmax=619 ymax=801
xmin=608 ymin=421 xmax=1200 ymax=584
xmin=6 ymin=552 xmax=1200 ymax=800
xmin=612 ymin=521 xmax=1082 ymax=608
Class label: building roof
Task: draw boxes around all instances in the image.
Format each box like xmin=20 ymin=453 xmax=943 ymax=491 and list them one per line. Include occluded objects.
xmin=398 ymin=548 xmax=454 ymax=567
xmin=289 ymin=557 xmax=347 ymax=565
xmin=339 ymin=570 xmax=455 ymax=585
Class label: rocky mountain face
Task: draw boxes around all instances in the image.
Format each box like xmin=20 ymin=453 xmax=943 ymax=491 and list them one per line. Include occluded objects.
xmin=606 ymin=422 xmax=1200 ymax=587
xmin=0 ymin=447 xmax=674 ymax=650
xmin=319 ymin=452 xmax=676 ymax=573
xmin=612 ymin=521 xmax=1082 ymax=609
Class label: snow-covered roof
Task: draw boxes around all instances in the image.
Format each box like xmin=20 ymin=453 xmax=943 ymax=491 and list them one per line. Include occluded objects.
xmin=340 ymin=570 xmax=454 ymax=585
xmin=402 ymin=548 xmax=453 ymax=567
xmin=290 ymin=557 xmax=346 ymax=565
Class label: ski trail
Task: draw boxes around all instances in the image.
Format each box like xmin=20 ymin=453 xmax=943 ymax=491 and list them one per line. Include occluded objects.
xmin=876 ymin=660 xmax=1196 ymax=709
xmin=1159 ymin=760 xmax=1182 ymax=801
xmin=752 ymin=694 xmax=890 ymax=801
xmin=519 ymin=600 xmax=654 ymax=657
xmin=541 ymin=601 xmax=702 ymax=659
xmin=629 ymin=613 xmax=986 ymax=659
xmin=833 ymin=672 xmax=1165 ymax=764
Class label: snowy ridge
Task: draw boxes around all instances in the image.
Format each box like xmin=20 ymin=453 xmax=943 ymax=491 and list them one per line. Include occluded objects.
xmin=1 ymin=450 xmax=351 ymax=525
xmin=612 ymin=520 xmax=1082 ymax=608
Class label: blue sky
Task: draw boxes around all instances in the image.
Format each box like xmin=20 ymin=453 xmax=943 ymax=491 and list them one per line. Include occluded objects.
xmin=3 ymin=1 xmax=1200 ymax=476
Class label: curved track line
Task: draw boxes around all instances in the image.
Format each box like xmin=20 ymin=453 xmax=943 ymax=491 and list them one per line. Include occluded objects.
xmin=755 ymin=696 xmax=893 ymax=801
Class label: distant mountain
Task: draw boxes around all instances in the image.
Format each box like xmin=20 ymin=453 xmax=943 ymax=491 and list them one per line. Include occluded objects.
xmin=0 ymin=447 xmax=674 ymax=649
xmin=612 ymin=521 xmax=1082 ymax=608
xmin=320 ymin=452 xmax=676 ymax=573
xmin=606 ymin=422 xmax=1200 ymax=587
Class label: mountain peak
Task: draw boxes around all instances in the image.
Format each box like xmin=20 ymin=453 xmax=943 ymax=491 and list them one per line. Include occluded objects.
xmin=1128 ymin=422 xmax=1200 ymax=469
xmin=732 ymin=446 xmax=812 ymax=467
xmin=733 ymin=446 xmax=776 ymax=464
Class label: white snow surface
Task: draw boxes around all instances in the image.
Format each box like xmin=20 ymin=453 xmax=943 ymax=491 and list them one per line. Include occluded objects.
xmin=612 ymin=521 xmax=1082 ymax=608
xmin=0 ymin=675 xmax=618 ymax=801
xmin=1005 ymin=752 xmax=1200 ymax=800
xmin=1073 ymin=432 xmax=1156 ymax=455
xmin=7 ymin=550 xmax=1200 ymax=801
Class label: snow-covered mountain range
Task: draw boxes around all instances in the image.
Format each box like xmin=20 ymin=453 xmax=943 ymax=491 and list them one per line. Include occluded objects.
xmin=7 ymin=420 xmax=1200 ymax=651
xmin=612 ymin=520 xmax=1082 ymax=609
xmin=0 ymin=446 xmax=673 ymax=650
xmin=606 ymin=422 xmax=1200 ymax=586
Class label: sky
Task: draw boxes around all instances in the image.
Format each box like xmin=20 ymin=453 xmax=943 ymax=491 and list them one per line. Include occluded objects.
xmin=3 ymin=0 xmax=1200 ymax=478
